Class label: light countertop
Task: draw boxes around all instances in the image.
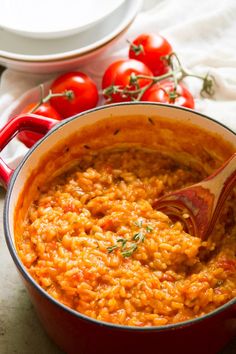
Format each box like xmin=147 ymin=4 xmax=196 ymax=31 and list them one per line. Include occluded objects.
xmin=0 ymin=188 xmax=63 ymax=354
xmin=0 ymin=63 xmax=62 ymax=353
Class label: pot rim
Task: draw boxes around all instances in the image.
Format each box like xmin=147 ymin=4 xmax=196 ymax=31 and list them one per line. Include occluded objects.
xmin=4 ymin=102 xmax=236 ymax=332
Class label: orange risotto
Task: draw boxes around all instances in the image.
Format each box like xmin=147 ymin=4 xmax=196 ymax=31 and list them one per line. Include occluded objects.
xmin=17 ymin=147 xmax=236 ymax=326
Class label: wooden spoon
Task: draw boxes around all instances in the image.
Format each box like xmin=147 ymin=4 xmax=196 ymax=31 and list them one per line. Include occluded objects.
xmin=153 ymin=153 xmax=236 ymax=240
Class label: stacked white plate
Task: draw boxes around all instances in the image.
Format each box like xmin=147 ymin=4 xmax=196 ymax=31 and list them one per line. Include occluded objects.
xmin=0 ymin=0 xmax=142 ymax=73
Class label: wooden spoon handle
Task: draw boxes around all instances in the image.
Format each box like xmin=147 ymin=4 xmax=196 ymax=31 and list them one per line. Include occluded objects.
xmin=202 ymin=153 xmax=236 ymax=237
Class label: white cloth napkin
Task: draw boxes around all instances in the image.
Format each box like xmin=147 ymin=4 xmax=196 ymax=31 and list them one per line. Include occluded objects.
xmin=1 ymin=0 xmax=236 ymax=168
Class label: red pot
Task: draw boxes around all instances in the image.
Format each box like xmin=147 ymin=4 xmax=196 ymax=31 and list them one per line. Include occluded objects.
xmin=1 ymin=103 xmax=235 ymax=354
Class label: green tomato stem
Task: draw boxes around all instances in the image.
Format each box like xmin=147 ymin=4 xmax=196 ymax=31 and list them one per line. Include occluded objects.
xmin=28 ymin=85 xmax=74 ymax=114
xmin=103 ymin=51 xmax=215 ymax=102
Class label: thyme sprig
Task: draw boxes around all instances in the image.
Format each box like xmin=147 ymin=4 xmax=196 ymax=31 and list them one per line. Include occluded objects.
xmin=122 ymin=244 xmax=138 ymax=258
xmin=107 ymin=220 xmax=153 ymax=257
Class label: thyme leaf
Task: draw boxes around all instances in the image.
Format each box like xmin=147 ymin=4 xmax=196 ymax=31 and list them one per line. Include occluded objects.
xmin=117 ymin=238 xmax=127 ymax=248
xmin=121 ymin=243 xmax=138 ymax=258
xmin=134 ymin=219 xmax=143 ymax=227
xmin=146 ymin=225 xmax=154 ymax=233
xmin=133 ymin=230 xmax=145 ymax=243
xmin=107 ymin=245 xmax=119 ymax=253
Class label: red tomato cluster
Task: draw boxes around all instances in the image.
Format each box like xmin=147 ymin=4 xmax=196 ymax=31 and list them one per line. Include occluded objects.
xmin=18 ymin=33 xmax=195 ymax=148
xmin=102 ymin=33 xmax=194 ymax=109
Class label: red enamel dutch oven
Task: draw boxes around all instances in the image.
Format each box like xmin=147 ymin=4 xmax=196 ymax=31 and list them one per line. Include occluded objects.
xmin=1 ymin=103 xmax=236 ymax=354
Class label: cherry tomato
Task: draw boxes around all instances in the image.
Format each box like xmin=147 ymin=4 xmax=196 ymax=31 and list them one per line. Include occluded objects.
xmin=129 ymin=33 xmax=172 ymax=76
xmin=102 ymin=59 xmax=153 ymax=102
xmin=141 ymin=81 xmax=195 ymax=109
xmin=50 ymin=72 xmax=99 ymax=118
xmin=18 ymin=102 xmax=61 ymax=148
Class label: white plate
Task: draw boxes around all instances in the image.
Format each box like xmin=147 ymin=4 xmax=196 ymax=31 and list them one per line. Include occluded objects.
xmin=0 ymin=0 xmax=125 ymax=39
xmin=0 ymin=0 xmax=141 ymax=63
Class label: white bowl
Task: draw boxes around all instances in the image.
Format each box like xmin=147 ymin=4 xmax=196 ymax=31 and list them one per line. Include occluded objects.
xmin=0 ymin=0 xmax=125 ymax=39
xmin=0 ymin=0 xmax=142 ymax=73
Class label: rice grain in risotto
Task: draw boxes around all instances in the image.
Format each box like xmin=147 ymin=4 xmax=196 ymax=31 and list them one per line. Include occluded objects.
xmin=17 ymin=147 xmax=236 ymax=327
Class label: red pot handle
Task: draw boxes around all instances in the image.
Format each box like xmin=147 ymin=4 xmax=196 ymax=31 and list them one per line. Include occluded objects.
xmin=0 ymin=114 xmax=59 ymax=188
